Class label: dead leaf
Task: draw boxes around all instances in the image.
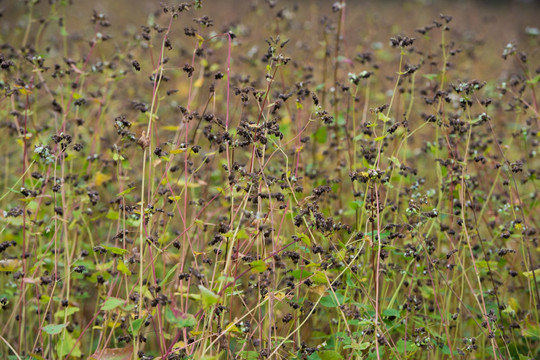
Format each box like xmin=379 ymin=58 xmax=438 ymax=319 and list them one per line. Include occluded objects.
xmin=137 ymin=131 xmax=150 ymax=149
xmin=88 ymin=346 xmax=133 ymax=360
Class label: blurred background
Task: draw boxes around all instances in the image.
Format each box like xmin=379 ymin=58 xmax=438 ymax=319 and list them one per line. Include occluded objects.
xmin=1 ymin=0 xmax=539 ymax=81
xmin=2 ymin=0 xmax=539 ymax=47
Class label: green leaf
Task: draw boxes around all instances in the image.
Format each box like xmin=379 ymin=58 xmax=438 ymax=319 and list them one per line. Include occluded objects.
xmin=364 ymin=230 xmax=390 ymax=241
xmin=319 ymin=350 xmax=343 ymax=360
xmin=320 ymin=291 xmax=345 ymax=308
xmin=54 ymin=306 xmax=79 ymax=319
xmin=502 ymin=305 xmax=516 ymax=317
xmin=162 ymin=263 xmax=179 ymax=285
xmin=312 ymin=271 xmax=327 ymax=284
xmin=395 ymin=339 xmax=417 ymax=354
xmin=130 ymin=319 xmax=144 ymax=335
xmin=101 ymin=297 xmax=126 ymax=311
xmin=476 ymin=260 xmax=498 ymax=269
xmin=122 ymin=303 xmax=135 ymax=312
xmin=249 ymin=260 xmax=268 ymax=273
xmin=382 ymin=308 xmax=400 ymax=318
xmin=112 ymin=152 xmax=125 ymax=161
xmin=523 ymin=326 xmax=540 ymax=340
xmin=441 ymin=344 xmax=453 ymax=355
xmin=237 ymin=351 xmax=259 ymax=360
xmin=177 ymin=313 xmax=197 ymax=328
xmin=42 ymin=323 xmax=67 ymax=335
xmin=377 ymin=112 xmax=390 ymax=122
xmin=522 ymin=269 xmax=540 ymax=281
xmin=297 ymin=233 xmax=311 ymax=247
xmin=165 ymin=306 xmax=197 ymax=329
xmin=198 ymin=285 xmax=219 ymax=309
xmin=291 ymin=269 xmax=312 ymax=280
xmin=348 ymin=200 xmax=364 ymax=210
xmin=422 ymin=73 xmax=438 ymax=80
xmin=102 ymin=246 xmax=128 ymax=256
xmin=24 ymin=354 xmax=46 ymax=360
xmin=117 ymin=187 xmax=135 ymax=196
xmin=117 ymin=260 xmax=131 ymax=276
xmin=358 ymin=342 xmax=370 ymax=350
xmin=314 ymin=126 xmax=327 ymax=144
xmin=387 ymin=156 xmax=401 ymax=168
xmin=526 ymin=74 xmax=540 ymax=84
xmin=56 ymin=332 xmax=81 ymax=358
